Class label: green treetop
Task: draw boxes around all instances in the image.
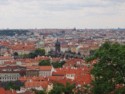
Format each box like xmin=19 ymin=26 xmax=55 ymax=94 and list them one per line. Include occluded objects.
xmin=87 ymin=42 xmax=125 ymax=94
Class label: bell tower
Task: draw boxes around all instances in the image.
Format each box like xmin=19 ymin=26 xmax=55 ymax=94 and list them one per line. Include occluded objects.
xmin=55 ymin=39 xmax=61 ymax=53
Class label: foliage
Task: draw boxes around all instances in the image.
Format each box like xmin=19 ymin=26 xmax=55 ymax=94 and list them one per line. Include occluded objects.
xmin=48 ymin=50 xmax=61 ymax=57
xmin=36 ymin=90 xmax=46 ymax=94
xmin=39 ymin=60 xmax=51 ymax=66
xmin=87 ymin=42 xmax=125 ymax=94
xmin=49 ymin=83 xmax=64 ymax=94
xmin=20 ymin=54 xmax=29 ymax=59
xmin=28 ymin=52 xmax=36 ymax=58
xmin=64 ymin=82 xmax=75 ymax=94
xmin=114 ymin=87 xmax=125 ymax=94
xmin=21 ymin=48 xmax=45 ymax=58
xmin=52 ymin=61 xmax=66 ymax=68
xmin=29 ymin=48 xmax=45 ymax=58
xmin=32 ymin=89 xmax=46 ymax=94
xmin=13 ymin=52 xmax=19 ymax=59
xmin=49 ymin=83 xmax=75 ymax=94
xmin=74 ymin=85 xmax=92 ymax=94
xmin=39 ymin=60 xmax=65 ymax=68
xmin=13 ymin=52 xmax=18 ymax=56
xmin=34 ymin=48 xmax=45 ymax=56
xmin=89 ymin=50 xmax=96 ymax=56
xmin=0 ymin=81 xmax=24 ymax=90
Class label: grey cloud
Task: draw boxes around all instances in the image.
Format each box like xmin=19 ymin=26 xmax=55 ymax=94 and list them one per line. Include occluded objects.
xmin=104 ymin=0 xmax=125 ymax=2
xmin=0 ymin=0 xmax=125 ymax=29
xmin=0 ymin=0 xmax=10 ymax=5
xmin=102 ymin=0 xmax=125 ymax=4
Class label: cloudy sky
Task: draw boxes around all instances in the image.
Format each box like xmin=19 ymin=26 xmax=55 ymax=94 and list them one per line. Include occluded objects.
xmin=0 ymin=0 xmax=125 ymax=29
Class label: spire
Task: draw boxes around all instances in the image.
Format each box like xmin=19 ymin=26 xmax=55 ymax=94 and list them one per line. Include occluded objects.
xmin=55 ymin=38 xmax=61 ymax=53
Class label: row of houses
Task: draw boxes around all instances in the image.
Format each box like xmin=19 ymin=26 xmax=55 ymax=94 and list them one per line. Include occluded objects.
xmin=0 ymin=65 xmax=54 ymax=82
xmin=0 ymin=39 xmax=100 ymax=57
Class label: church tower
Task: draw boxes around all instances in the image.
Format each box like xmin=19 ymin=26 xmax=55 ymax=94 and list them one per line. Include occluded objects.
xmin=55 ymin=39 xmax=61 ymax=53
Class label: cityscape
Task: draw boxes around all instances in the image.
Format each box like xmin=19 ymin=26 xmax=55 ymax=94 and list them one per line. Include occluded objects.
xmin=0 ymin=0 xmax=125 ymax=94
xmin=0 ymin=28 xmax=124 ymax=94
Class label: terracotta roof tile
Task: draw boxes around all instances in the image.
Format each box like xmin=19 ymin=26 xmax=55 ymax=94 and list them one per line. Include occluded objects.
xmin=39 ymin=66 xmax=52 ymax=71
xmin=0 ymin=87 xmax=5 ymax=94
xmin=5 ymin=90 xmax=17 ymax=94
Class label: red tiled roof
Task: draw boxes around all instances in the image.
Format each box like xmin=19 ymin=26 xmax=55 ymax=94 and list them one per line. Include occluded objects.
xmin=26 ymin=66 xmax=39 ymax=70
xmin=0 ymin=56 xmax=13 ymax=60
xmin=19 ymin=76 xmax=47 ymax=82
xmin=0 ymin=88 xmax=16 ymax=94
xmin=0 ymin=87 xmax=5 ymax=94
xmin=25 ymin=80 xmax=49 ymax=89
xmin=5 ymin=90 xmax=17 ymax=94
xmin=48 ymin=76 xmax=74 ymax=85
xmin=0 ymin=41 xmax=10 ymax=46
xmin=52 ymin=67 xmax=92 ymax=85
xmin=75 ymin=74 xmax=92 ymax=85
xmin=54 ymin=66 xmax=90 ymax=76
xmin=51 ymin=57 xmax=61 ymax=62
xmin=9 ymin=44 xmax=35 ymax=51
xmin=39 ymin=66 xmax=52 ymax=71
xmin=64 ymin=58 xmax=85 ymax=67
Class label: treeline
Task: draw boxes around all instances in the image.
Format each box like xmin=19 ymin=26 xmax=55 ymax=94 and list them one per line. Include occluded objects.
xmin=0 ymin=81 xmax=24 ymax=90
xmin=0 ymin=29 xmax=30 ymax=36
xmin=26 ymin=48 xmax=45 ymax=58
xmin=14 ymin=48 xmax=46 ymax=59
xmin=39 ymin=60 xmax=66 ymax=68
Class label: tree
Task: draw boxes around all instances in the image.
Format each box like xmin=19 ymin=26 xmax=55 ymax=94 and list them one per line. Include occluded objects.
xmin=32 ymin=89 xmax=46 ymax=94
xmin=52 ymin=61 xmax=66 ymax=68
xmin=13 ymin=52 xmax=19 ymax=59
xmin=39 ymin=60 xmax=51 ymax=66
xmin=28 ymin=52 xmax=36 ymax=58
xmin=86 ymin=42 xmax=125 ymax=94
xmin=20 ymin=54 xmax=29 ymax=59
xmin=34 ymin=48 xmax=45 ymax=56
xmin=89 ymin=50 xmax=96 ymax=56
xmin=23 ymin=48 xmax=46 ymax=58
xmin=36 ymin=90 xmax=46 ymax=94
xmin=64 ymin=82 xmax=75 ymax=94
xmin=0 ymin=81 xmax=24 ymax=90
xmin=49 ymin=83 xmax=75 ymax=94
xmin=73 ymin=84 xmax=92 ymax=94
xmin=13 ymin=52 xmax=18 ymax=56
xmin=49 ymin=83 xmax=64 ymax=94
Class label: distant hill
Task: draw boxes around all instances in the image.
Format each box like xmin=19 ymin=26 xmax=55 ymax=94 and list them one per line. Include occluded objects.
xmin=0 ymin=29 xmax=30 ymax=36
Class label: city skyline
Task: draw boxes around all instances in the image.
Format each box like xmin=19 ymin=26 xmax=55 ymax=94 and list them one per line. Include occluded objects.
xmin=0 ymin=0 xmax=125 ymax=29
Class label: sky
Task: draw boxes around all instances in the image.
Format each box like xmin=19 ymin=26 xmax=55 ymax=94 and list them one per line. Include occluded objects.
xmin=0 ymin=0 xmax=125 ymax=29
